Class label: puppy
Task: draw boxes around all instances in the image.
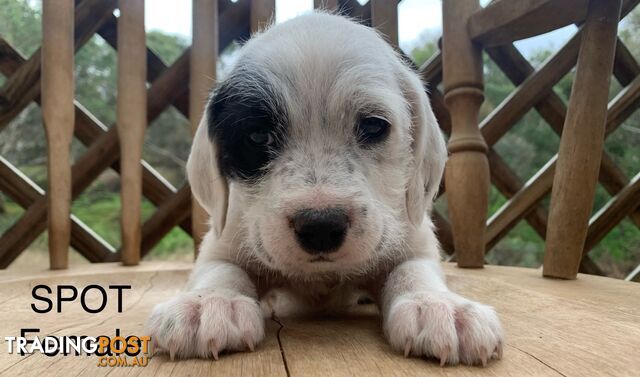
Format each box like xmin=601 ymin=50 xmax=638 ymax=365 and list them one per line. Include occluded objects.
xmin=147 ymin=12 xmax=503 ymax=366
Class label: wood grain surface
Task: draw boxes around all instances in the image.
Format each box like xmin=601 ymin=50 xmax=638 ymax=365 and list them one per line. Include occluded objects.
xmin=0 ymin=262 xmax=638 ymax=376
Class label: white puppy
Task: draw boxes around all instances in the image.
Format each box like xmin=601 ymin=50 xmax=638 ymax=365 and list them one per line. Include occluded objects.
xmin=148 ymin=12 xmax=503 ymax=366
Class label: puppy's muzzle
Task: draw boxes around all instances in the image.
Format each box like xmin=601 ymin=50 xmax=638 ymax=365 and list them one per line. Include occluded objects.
xmin=291 ymin=208 xmax=349 ymax=254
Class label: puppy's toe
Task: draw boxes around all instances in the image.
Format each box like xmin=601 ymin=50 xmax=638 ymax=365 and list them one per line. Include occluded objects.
xmin=454 ymin=301 xmax=504 ymax=365
xmin=385 ymin=293 xmax=459 ymax=364
xmin=197 ymin=293 xmax=265 ymax=357
xmin=384 ymin=292 xmax=503 ymax=366
xmin=146 ymin=290 xmax=265 ymax=359
xmin=147 ymin=293 xmax=202 ymax=359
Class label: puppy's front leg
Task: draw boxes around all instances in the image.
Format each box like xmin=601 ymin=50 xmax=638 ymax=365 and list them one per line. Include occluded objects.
xmin=147 ymin=260 xmax=264 ymax=360
xmin=382 ymin=259 xmax=503 ymax=366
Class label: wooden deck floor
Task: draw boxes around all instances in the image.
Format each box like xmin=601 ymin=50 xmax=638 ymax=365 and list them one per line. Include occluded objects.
xmin=0 ymin=262 xmax=638 ymax=376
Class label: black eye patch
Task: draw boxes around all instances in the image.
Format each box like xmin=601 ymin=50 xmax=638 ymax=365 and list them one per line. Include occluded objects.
xmin=207 ymin=70 xmax=288 ymax=182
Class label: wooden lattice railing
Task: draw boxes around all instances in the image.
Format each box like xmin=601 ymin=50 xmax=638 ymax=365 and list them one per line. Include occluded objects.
xmin=438 ymin=0 xmax=640 ymax=280
xmin=0 ymin=0 xmax=638 ymax=281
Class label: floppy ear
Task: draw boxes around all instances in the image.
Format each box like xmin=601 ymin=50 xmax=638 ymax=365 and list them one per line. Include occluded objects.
xmin=186 ymin=112 xmax=229 ymax=237
xmin=403 ymin=71 xmax=448 ymax=227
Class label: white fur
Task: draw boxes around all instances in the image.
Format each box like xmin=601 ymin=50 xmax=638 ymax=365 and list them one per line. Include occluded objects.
xmin=148 ymin=12 xmax=503 ymax=365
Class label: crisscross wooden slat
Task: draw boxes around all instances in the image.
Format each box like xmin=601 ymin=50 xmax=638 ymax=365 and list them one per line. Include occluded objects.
xmin=542 ymin=0 xmax=621 ymax=279
xmin=421 ymin=52 xmax=550 ymax=252
xmin=475 ymin=2 xmax=640 ymax=256
xmin=0 ymin=0 xmax=118 ymax=130
xmin=0 ymin=38 xmax=23 ymax=73
xmin=0 ymin=38 xmax=193 ymax=236
xmin=469 ymin=0 xmax=589 ymax=47
xmin=0 ymin=0 xmax=250 ymax=263
xmin=486 ymin=84 xmax=639 ymax=255
xmin=0 ymin=48 xmax=190 ymax=264
xmin=0 ymin=2 xmax=408 ymax=268
xmin=484 ymin=43 xmax=640 ymax=244
xmin=480 ymin=32 xmax=581 ymax=148
xmin=584 ymin=172 xmax=640 ymax=252
xmin=613 ymin=39 xmax=640 ymax=84
xmin=1 ymin=0 xmax=638 ymax=275
xmin=487 ymin=42 xmax=640 ymax=226
xmin=96 ymin=2 xmax=252 ymax=255
xmin=477 ymin=1 xmax=637 ymax=146
xmin=414 ymin=48 xmax=555 ymax=262
xmin=0 ymin=157 xmax=116 ymax=268
xmin=486 ymin=150 xmax=549 ymax=246
xmin=140 ymin=185 xmax=192 ymax=257
xmin=137 ymin=0 xmax=263 ymax=256
xmin=487 ymin=156 xmax=556 ymax=250
xmin=0 ymin=0 xmax=254 ymax=265
xmin=438 ymin=0 xmax=638 ymax=274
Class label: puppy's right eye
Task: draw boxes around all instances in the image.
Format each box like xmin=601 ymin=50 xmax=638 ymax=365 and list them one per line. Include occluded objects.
xmin=247 ymin=130 xmax=274 ymax=147
xmin=356 ymin=116 xmax=390 ymax=145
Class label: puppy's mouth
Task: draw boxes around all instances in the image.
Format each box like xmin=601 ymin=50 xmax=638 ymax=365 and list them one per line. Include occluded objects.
xmin=309 ymin=256 xmax=334 ymax=263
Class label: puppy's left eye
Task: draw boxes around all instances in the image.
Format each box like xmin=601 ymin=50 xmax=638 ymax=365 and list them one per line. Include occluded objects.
xmin=247 ymin=130 xmax=275 ymax=147
xmin=356 ymin=117 xmax=390 ymax=145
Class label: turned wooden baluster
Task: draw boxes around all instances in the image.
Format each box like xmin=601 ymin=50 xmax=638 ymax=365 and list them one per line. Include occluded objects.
xmin=442 ymin=0 xmax=487 ymax=268
xmin=543 ymin=0 xmax=622 ymax=279
xmin=42 ymin=0 xmax=74 ymax=270
xmin=371 ymin=0 xmax=398 ymax=48
xmin=251 ymin=0 xmax=276 ymax=33
xmin=191 ymin=0 xmax=218 ymax=255
xmin=117 ymin=0 xmax=146 ymax=266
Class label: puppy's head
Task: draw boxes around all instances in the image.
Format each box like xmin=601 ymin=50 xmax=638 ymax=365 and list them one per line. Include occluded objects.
xmin=188 ymin=13 xmax=446 ymax=278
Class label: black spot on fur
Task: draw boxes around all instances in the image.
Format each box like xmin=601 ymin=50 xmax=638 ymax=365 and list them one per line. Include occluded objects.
xmin=346 ymin=159 xmax=355 ymax=173
xmin=207 ymin=66 xmax=288 ymax=182
xmin=304 ymin=171 xmax=318 ymax=185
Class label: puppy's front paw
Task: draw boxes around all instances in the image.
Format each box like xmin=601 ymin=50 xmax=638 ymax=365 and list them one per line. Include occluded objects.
xmin=147 ymin=290 xmax=265 ymax=359
xmin=385 ymin=292 xmax=503 ymax=366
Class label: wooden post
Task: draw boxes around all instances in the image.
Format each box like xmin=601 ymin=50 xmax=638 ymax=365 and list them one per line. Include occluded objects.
xmin=371 ymin=0 xmax=398 ymax=48
xmin=117 ymin=0 xmax=146 ymax=266
xmin=191 ymin=0 xmax=218 ymax=255
xmin=543 ymin=0 xmax=622 ymax=279
xmin=442 ymin=0 xmax=487 ymax=268
xmin=251 ymin=0 xmax=275 ymax=33
xmin=42 ymin=0 xmax=74 ymax=270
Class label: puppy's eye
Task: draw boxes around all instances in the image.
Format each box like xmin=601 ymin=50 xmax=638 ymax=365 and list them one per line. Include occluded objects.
xmin=247 ymin=130 xmax=274 ymax=147
xmin=356 ymin=117 xmax=390 ymax=144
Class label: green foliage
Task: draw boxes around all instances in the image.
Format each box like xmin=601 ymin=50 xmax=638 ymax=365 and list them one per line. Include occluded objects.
xmin=75 ymin=37 xmax=118 ymax=126
xmin=410 ymin=40 xmax=438 ymax=68
xmin=0 ymin=0 xmax=194 ymax=259
xmin=146 ymin=30 xmax=188 ymax=65
xmin=0 ymin=2 xmax=638 ymax=274
xmin=71 ymin=189 xmax=192 ymax=255
xmin=409 ymin=15 xmax=640 ymax=276
xmin=0 ymin=199 xmax=23 ymax=233
xmin=0 ymin=0 xmax=41 ymax=56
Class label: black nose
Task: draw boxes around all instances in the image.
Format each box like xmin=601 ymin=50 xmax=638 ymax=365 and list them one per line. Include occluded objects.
xmin=291 ymin=208 xmax=349 ymax=254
